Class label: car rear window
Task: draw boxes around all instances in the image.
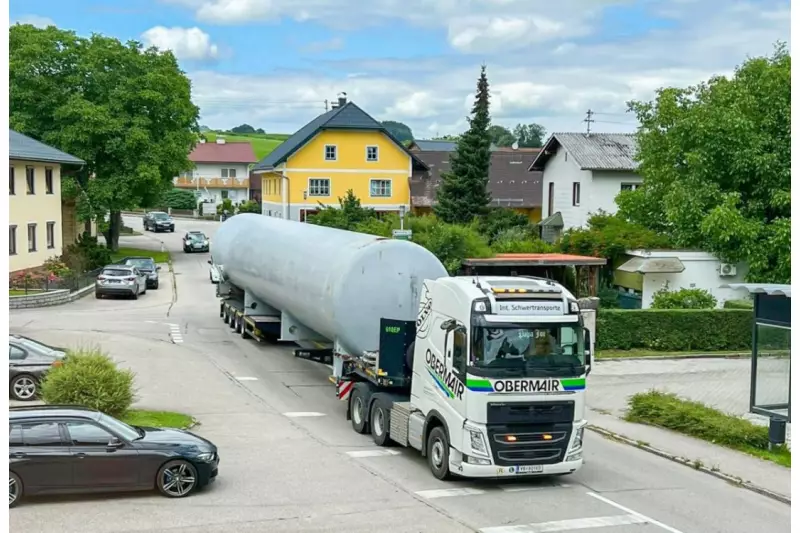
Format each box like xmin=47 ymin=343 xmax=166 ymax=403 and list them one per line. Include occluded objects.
xmin=12 ymin=421 xmax=65 ymax=446
xmin=125 ymin=259 xmax=154 ymax=267
xmin=102 ymin=268 xmax=132 ymax=277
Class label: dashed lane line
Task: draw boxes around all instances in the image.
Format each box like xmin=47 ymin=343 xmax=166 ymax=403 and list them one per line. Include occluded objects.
xmin=479 ymin=514 xmax=648 ymax=533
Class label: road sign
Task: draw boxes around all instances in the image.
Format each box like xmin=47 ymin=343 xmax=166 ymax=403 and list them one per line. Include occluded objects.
xmin=392 ymin=229 xmax=412 ymax=241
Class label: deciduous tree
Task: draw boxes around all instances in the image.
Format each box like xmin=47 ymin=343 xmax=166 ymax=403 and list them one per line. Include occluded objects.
xmin=513 ymin=123 xmax=547 ymax=148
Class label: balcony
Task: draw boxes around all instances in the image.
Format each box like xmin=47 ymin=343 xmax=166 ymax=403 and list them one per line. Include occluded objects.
xmin=173 ymin=175 xmax=249 ymax=189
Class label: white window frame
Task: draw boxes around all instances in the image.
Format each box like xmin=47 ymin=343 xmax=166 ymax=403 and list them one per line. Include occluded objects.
xmin=27 ymin=223 xmax=37 ymax=252
xmin=366 ymin=145 xmax=379 ymax=162
xmin=572 ymin=182 xmax=580 ymax=207
xmin=25 ymin=166 xmax=35 ymax=195
xmin=9 ymin=225 xmax=17 ymax=255
xmin=45 ymin=167 xmax=54 ymax=194
xmin=221 ymin=168 xmax=228 ymax=178
xmin=324 ymin=145 xmax=337 ymax=161
xmin=620 ymin=182 xmax=641 ymax=192
xmin=308 ymin=178 xmax=331 ymax=197
xmin=46 ymin=221 xmax=56 ymax=249
xmin=369 ymin=179 xmax=392 ymax=198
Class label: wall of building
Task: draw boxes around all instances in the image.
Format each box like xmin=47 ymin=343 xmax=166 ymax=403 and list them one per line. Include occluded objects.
xmin=180 ymin=162 xmax=251 ymax=205
xmin=61 ymin=200 xmax=97 ymax=247
xmin=541 ymin=145 xmax=593 ymax=230
xmin=588 ymin=170 xmax=643 ymax=217
xmin=10 ymin=160 xmax=64 ymax=272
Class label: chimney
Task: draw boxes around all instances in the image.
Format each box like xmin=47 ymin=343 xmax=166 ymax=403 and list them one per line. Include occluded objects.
xmin=337 ymin=92 xmax=347 ymax=107
xmin=216 ymin=137 xmax=226 ymax=144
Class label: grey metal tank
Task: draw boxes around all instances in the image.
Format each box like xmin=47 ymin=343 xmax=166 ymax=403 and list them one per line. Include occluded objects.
xmin=212 ymin=214 xmax=449 ymax=356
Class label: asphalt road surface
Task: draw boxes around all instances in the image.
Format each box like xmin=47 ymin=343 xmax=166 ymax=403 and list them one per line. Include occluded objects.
xmin=8 ymin=215 xmax=791 ymax=533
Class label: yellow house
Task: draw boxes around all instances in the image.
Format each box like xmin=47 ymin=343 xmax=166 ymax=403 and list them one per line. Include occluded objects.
xmin=252 ymin=96 xmax=428 ymax=221
xmin=9 ymin=130 xmax=85 ymax=273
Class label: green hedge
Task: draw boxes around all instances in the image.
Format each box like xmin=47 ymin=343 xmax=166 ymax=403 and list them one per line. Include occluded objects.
xmin=597 ymin=309 xmax=752 ymax=351
xmin=723 ymin=299 xmax=754 ymax=310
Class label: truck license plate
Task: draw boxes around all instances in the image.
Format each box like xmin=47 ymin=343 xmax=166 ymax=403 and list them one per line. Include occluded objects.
xmin=514 ymin=465 xmax=544 ymax=474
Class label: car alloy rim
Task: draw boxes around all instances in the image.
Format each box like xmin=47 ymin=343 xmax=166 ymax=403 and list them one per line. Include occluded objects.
xmin=162 ymin=463 xmax=196 ymax=496
xmin=9 ymin=476 xmax=18 ymax=504
xmin=13 ymin=377 xmax=35 ymax=399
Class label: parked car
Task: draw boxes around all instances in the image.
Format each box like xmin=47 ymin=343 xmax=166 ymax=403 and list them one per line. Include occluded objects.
xmin=9 ymin=405 xmax=220 ymax=507
xmin=119 ymin=256 xmax=161 ymax=289
xmin=9 ymin=335 xmax=66 ymax=401
xmin=183 ymin=231 xmax=210 ymax=253
xmin=95 ymin=265 xmax=148 ymax=300
xmin=208 ymin=258 xmax=221 ymax=284
xmin=143 ymin=212 xmax=175 ymax=233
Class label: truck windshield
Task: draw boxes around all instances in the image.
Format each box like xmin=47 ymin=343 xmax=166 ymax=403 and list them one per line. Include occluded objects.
xmin=470 ymin=324 xmax=586 ymax=378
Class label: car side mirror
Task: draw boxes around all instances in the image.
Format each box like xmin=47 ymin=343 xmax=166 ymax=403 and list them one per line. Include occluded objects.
xmin=107 ymin=437 xmax=124 ymax=451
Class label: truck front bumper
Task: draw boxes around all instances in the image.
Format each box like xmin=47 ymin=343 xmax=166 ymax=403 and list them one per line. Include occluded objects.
xmin=452 ymin=453 xmax=583 ymax=478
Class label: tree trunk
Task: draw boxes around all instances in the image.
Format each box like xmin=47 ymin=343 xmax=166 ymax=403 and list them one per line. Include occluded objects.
xmin=105 ymin=210 xmax=122 ymax=251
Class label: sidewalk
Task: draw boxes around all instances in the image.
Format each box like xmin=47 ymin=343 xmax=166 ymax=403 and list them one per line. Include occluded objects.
xmin=587 ymin=410 xmax=791 ymax=503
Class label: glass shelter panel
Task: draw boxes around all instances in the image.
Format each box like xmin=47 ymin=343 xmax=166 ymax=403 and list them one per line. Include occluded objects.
xmin=753 ymin=323 xmax=790 ymax=419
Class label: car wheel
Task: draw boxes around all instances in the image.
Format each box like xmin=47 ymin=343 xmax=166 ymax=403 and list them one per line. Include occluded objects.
xmin=156 ymin=460 xmax=199 ymax=498
xmin=142 ymin=284 xmax=147 ymax=295
xmin=427 ymin=426 xmax=452 ymax=480
xmin=132 ymin=289 xmax=139 ymax=300
xmin=9 ymin=472 xmax=22 ymax=508
xmin=95 ymin=291 xmax=102 ymax=299
xmin=10 ymin=374 xmax=37 ymax=401
xmin=153 ymin=281 xmax=159 ymax=290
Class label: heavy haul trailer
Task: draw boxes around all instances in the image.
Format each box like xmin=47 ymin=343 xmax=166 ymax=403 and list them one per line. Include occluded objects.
xmin=212 ymin=214 xmax=592 ymax=480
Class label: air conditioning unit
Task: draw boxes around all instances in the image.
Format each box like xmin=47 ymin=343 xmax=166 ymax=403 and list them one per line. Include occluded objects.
xmin=719 ymin=263 xmax=737 ymax=277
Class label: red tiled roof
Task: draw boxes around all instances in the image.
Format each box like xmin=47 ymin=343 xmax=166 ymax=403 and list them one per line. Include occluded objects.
xmin=189 ymin=142 xmax=257 ymax=164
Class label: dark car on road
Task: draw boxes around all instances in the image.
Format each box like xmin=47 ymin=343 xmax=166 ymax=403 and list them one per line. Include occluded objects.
xmin=9 ymin=405 xmax=220 ymax=507
xmin=119 ymin=256 xmax=161 ymax=289
xmin=9 ymin=335 xmax=66 ymax=401
xmin=183 ymin=231 xmax=210 ymax=253
xmin=143 ymin=212 xmax=175 ymax=233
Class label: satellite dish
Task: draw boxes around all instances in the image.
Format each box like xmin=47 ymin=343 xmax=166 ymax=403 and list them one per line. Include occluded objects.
xmin=511 ymin=141 xmax=519 ymax=150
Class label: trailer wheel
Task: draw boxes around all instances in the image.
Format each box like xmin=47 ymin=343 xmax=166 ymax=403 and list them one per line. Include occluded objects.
xmin=220 ymin=303 xmax=225 ymax=318
xmin=349 ymin=384 xmax=370 ymax=434
xmin=229 ymin=314 xmax=237 ymax=329
xmin=370 ymin=395 xmax=393 ymax=447
xmin=222 ymin=309 xmax=229 ymax=324
xmin=426 ymin=426 xmax=452 ymax=480
xmin=236 ymin=316 xmax=244 ymax=334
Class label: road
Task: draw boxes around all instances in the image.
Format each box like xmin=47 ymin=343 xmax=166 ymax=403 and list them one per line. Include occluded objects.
xmin=8 ymin=215 xmax=791 ymax=533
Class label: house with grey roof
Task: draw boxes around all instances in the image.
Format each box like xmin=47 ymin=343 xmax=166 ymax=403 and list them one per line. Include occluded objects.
xmin=10 ymin=129 xmax=86 ymax=272
xmin=528 ymin=132 xmax=640 ymax=241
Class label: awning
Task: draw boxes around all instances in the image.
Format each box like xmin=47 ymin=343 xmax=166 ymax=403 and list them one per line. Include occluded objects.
xmin=721 ymin=283 xmax=791 ymax=298
xmin=618 ymin=256 xmax=685 ymax=274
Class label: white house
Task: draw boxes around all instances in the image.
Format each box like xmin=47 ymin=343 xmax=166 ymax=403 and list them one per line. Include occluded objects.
xmin=528 ymin=132 xmax=642 ymax=241
xmin=614 ymin=249 xmax=749 ymax=309
xmin=174 ymin=138 xmax=257 ymax=205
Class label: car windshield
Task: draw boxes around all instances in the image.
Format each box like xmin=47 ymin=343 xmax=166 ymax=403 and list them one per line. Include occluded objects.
xmin=124 ymin=258 xmax=154 ymax=268
xmin=188 ymin=233 xmax=206 ymax=241
xmin=470 ymin=323 xmax=586 ymax=378
xmin=102 ymin=268 xmax=132 ymax=277
xmin=153 ymin=213 xmax=169 ymax=220
xmin=97 ymin=413 xmax=141 ymax=441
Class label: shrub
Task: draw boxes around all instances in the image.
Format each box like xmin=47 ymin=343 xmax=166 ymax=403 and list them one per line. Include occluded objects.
xmin=477 ymin=208 xmax=530 ymax=243
xmin=238 ymin=200 xmax=262 ymax=214
xmin=163 ymin=188 xmax=198 ymax=210
xmin=626 ymin=391 xmax=789 ymax=466
xmin=410 ymin=217 xmax=492 ymax=273
xmin=216 ymin=198 xmax=234 ymax=214
xmin=490 ymin=226 xmax=556 ymax=254
xmin=651 ymin=287 xmax=717 ymax=309
xmin=62 ymin=232 xmax=112 ymax=272
xmin=597 ymin=309 xmax=752 ymax=351
xmin=40 ymin=348 xmax=136 ymax=418
xmin=724 ymin=299 xmax=754 ymax=310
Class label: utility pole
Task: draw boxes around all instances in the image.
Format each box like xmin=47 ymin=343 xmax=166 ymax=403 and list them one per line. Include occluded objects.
xmin=584 ymin=109 xmax=595 ymax=135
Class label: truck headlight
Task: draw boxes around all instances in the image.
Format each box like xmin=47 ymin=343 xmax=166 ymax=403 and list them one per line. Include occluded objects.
xmin=465 ymin=424 xmax=489 ymax=458
xmin=472 ymin=298 xmax=491 ymax=313
xmin=570 ymin=427 xmax=584 ymax=451
xmin=569 ymin=301 xmax=580 ymax=313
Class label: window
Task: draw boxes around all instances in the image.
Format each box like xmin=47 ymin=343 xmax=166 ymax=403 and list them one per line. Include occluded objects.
xmin=572 ymin=182 xmax=580 ymax=206
xmin=9 ymin=344 xmax=27 ymax=360
xmin=45 ymin=167 xmax=54 ymax=194
xmin=9 ymin=166 xmax=15 ymax=195
xmin=308 ymin=178 xmax=330 ymax=197
xmin=324 ymin=145 xmax=337 ymax=161
xmin=9 ymin=225 xmax=17 ymax=255
xmin=46 ymin=221 xmax=56 ymax=249
xmin=221 ymin=168 xmax=228 ymax=178
xmin=370 ymin=179 xmax=392 ymax=198
xmin=65 ymin=421 xmax=115 ymax=446
xmin=547 ymin=183 xmax=555 ymax=217
xmin=621 ymin=183 xmax=641 ymax=192
xmin=16 ymin=421 xmax=64 ymax=447
xmin=220 ymin=190 xmax=229 ymax=199
xmin=25 ymin=166 xmax=35 ymax=194
xmin=27 ymin=223 xmax=37 ymax=252
xmin=9 ymin=425 xmax=23 ymax=447
xmin=366 ymin=146 xmax=379 ymax=162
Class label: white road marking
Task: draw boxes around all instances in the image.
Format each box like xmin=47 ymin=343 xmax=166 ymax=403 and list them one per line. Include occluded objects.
xmin=346 ymin=449 xmax=401 ymax=458
xmin=415 ymin=488 xmax=487 ymax=499
xmin=480 ymin=514 xmax=648 ymax=533
xmin=500 ymin=483 xmax=572 ymax=492
xmin=586 ymin=492 xmax=685 ymax=533
xmin=283 ymin=412 xmax=326 ymax=418
xmin=235 ymin=376 xmax=259 ymax=381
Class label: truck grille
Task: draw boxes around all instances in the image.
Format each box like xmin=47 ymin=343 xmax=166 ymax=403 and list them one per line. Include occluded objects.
xmin=487 ymin=423 xmax=573 ymax=466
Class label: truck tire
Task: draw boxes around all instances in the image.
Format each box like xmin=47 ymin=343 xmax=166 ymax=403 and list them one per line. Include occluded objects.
xmin=222 ymin=309 xmax=229 ymax=324
xmin=426 ymin=426 xmax=452 ymax=480
xmin=229 ymin=314 xmax=237 ymax=329
xmin=370 ymin=395 xmax=393 ymax=447
xmin=349 ymin=384 xmax=370 ymax=434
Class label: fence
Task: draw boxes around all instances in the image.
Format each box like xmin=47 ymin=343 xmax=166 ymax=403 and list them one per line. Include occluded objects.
xmin=9 ymin=268 xmax=102 ymax=296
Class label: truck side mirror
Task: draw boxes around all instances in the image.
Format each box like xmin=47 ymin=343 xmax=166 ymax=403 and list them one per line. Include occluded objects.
xmin=207 ymin=259 xmax=212 ymax=265
xmin=440 ymin=319 xmax=455 ymax=331
xmin=583 ymin=327 xmax=592 ymax=375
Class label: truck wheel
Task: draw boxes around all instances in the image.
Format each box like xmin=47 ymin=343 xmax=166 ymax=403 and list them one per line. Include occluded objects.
xmin=427 ymin=426 xmax=452 ymax=480
xmin=235 ymin=316 xmax=243 ymax=334
xmin=229 ymin=314 xmax=237 ymax=329
xmin=370 ymin=396 xmax=393 ymax=447
xmin=223 ymin=309 xmax=229 ymax=324
xmin=241 ymin=321 xmax=250 ymax=339
xmin=349 ymin=385 xmax=370 ymax=434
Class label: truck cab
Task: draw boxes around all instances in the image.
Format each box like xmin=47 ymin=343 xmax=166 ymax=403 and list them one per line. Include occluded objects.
xmin=408 ymin=276 xmax=589 ymax=479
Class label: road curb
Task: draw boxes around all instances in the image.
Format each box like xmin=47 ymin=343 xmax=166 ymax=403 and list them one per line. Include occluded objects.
xmin=587 ymin=424 xmax=791 ymax=505
xmin=596 ymin=354 xmax=749 ymax=361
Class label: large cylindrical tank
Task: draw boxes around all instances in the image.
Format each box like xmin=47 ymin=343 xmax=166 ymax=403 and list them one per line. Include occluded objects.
xmin=212 ymin=214 xmax=448 ymax=356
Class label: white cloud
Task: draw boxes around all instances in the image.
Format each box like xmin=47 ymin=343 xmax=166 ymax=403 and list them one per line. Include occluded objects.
xmin=302 ymin=37 xmax=344 ymax=53
xmin=179 ymin=1 xmax=789 ymax=138
xmin=141 ymin=26 xmax=220 ymax=61
xmin=11 ymin=15 xmax=55 ymax=28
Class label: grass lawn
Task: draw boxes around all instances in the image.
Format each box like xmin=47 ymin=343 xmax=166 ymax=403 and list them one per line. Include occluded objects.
xmin=122 ymin=409 xmax=195 ymax=429
xmin=112 ymin=247 xmax=171 ymax=264
xmin=626 ymin=391 xmax=791 ymax=468
xmin=205 ymin=131 xmax=289 ymax=160
xmin=596 ymin=349 xmax=748 ymax=359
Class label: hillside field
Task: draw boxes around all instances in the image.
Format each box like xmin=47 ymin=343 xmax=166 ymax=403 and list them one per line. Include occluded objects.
xmin=204 ymin=131 xmax=291 ymax=160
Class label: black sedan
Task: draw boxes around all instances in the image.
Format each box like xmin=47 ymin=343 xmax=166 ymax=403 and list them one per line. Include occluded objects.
xmin=9 ymin=406 xmax=219 ymax=507
xmin=183 ymin=231 xmax=210 ymax=253
xmin=144 ymin=212 xmax=175 ymax=233
xmin=119 ymin=256 xmax=161 ymax=289
xmin=9 ymin=335 xmax=66 ymax=401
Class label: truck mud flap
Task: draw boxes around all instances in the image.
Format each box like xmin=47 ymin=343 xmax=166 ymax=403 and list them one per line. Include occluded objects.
xmin=294 ymin=348 xmax=333 ymax=366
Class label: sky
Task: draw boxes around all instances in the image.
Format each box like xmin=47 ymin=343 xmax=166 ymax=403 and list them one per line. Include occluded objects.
xmin=9 ymin=0 xmax=791 ymax=139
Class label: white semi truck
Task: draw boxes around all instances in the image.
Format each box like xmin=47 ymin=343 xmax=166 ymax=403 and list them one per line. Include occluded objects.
xmin=211 ymin=214 xmax=592 ymax=480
